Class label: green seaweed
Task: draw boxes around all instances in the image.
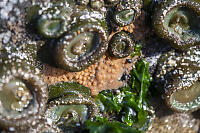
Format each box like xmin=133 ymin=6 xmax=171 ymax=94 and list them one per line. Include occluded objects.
xmin=86 ymin=60 xmax=152 ymax=132
xmin=84 ymin=117 xmax=140 ymax=133
xmin=131 ymin=43 xmax=142 ymax=57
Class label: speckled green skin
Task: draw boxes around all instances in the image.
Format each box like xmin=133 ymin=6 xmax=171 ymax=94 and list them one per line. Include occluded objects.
xmin=47 ymin=82 xmax=100 ymax=131
xmin=108 ymin=31 xmax=134 ymax=58
xmin=154 ymin=46 xmax=200 ymax=112
xmin=54 ymin=6 xmax=108 ymax=72
xmin=153 ymin=0 xmax=200 ymax=50
xmin=0 ymin=47 xmax=48 ymax=131
xmin=48 ymin=82 xmax=90 ymax=100
xmin=113 ymin=0 xmax=142 ymax=26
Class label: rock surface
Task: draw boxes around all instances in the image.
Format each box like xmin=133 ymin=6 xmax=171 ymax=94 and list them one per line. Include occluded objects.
xmin=0 ymin=0 xmax=199 ymax=132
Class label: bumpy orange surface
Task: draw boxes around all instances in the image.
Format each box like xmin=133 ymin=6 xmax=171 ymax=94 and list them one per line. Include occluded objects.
xmin=43 ymin=55 xmax=137 ymax=96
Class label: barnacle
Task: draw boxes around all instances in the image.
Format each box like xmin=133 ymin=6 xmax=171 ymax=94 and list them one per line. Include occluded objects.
xmin=46 ymin=82 xmax=100 ymax=131
xmin=108 ymin=31 xmax=134 ymax=58
xmin=154 ymin=46 xmax=200 ymax=112
xmin=0 ymin=47 xmax=48 ymax=131
xmin=113 ymin=0 xmax=142 ymax=26
xmin=153 ymin=0 xmax=200 ymax=50
xmin=54 ymin=7 xmax=108 ymax=72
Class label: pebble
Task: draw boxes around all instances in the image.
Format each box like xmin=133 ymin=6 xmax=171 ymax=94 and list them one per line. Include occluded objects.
xmin=0 ymin=0 xmax=27 ymax=20
xmin=1 ymin=31 xmax=12 ymax=44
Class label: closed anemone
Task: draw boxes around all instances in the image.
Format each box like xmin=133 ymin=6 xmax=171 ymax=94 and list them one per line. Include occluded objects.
xmin=46 ymin=105 xmax=88 ymax=131
xmin=0 ymin=49 xmax=48 ymax=131
xmin=55 ymin=21 xmax=108 ymax=72
xmin=113 ymin=0 xmax=142 ymax=26
xmin=48 ymin=82 xmax=100 ymax=118
xmin=46 ymin=82 xmax=100 ymax=131
xmin=108 ymin=31 xmax=134 ymax=58
xmin=0 ymin=79 xmax=33 ymax=113
xmin=155 ymin=46 xmax=200 ymax=112
xmin=114 ymin=9 xmax=135 ymax=26
xmin=153 ymin=0 xmax=200 ymax=49
xmin=76 ymin=0 xmax=89 ymax=5
xmin=37 ymin=1 xmax=74 ymax=38
xmin=164 ymin=66 xmax=200 ymax=112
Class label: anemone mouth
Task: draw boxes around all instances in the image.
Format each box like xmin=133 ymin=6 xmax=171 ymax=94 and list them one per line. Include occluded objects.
xmin=0 ymin=75 xmax=39 ymax=119
xmin=164 ymin=6 xmax=200 ymax=41
xmin=64 ymin=32 xmax=99 ymax=60
xmin=42 ymin=19 xmax=64 ymax=34
xmin=0 ymin=67 xmax=48 ymax=122
xmin=169 ymin=81 xmax=200 ymax=112
xmin=0 ymin=78 xmax=34 ymax=116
